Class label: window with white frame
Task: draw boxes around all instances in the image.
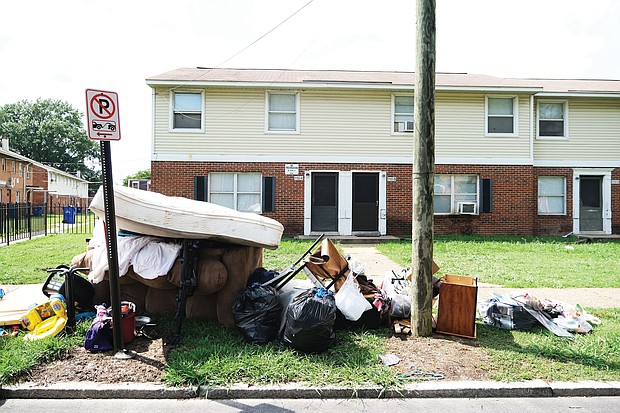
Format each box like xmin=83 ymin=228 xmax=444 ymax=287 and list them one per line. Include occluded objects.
xmin=486 ymin=96 xmax=517 ymax=136
xmin=538 ymin=101 xmax=567 ymax=138
xmin=393 ymin=94 xmax=414 ymax=133
xmin=209 ymin=173 xmax=262 ymax=213
xmin=1 ymin=158 xmax=5 ymax=172
xmin=266 ymin=92 xmax=299 ymax=132
xmin=172 ymin=91 xmax=203 ymax=130
xmin=434 ymin=174 xmax=479 ymax=214
xmin=538 ymin=176 xmax=565 ymax=215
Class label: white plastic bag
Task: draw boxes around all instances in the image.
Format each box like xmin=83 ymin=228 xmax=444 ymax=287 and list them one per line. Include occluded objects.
xmin=335 ymin=274 xmax=372 ymax=321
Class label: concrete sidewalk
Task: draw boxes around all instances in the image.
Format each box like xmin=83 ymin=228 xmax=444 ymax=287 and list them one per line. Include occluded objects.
xmin=341 ymin=245 xmax=620 ymax=308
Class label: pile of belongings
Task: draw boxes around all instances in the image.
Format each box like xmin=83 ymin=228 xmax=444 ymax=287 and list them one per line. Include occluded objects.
xmin=302 ymin=239 xmax=391 ymax=332
xmin=382 ymin=265 xmax=442 ymax=334
xmin=479 ymin=292 xmax=601 ymax=338
xmin=232 ymin=238 xmax=392 ymax=353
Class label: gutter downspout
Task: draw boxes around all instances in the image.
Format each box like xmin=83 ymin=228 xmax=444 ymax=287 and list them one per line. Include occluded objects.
xmin=529 ymin=95 xmax=534 ymax=165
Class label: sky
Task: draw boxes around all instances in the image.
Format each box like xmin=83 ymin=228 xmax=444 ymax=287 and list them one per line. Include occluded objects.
xmin=1 ymin=0 xmax=619 ymax=183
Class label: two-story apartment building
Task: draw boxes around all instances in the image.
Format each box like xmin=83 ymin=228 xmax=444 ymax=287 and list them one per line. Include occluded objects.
xmin=0 ymin=138 xmax=89 ymax=206
xmin=146 ymin=68 xmax=620 ymax=238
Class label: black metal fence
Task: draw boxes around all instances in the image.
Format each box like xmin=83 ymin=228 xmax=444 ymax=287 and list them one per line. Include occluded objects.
xmin=0 ymin=202 xmax=97 ymax=245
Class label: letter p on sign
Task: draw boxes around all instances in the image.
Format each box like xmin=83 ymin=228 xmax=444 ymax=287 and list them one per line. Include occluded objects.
xmin=86 ymin=89 xmax=121 ymax=141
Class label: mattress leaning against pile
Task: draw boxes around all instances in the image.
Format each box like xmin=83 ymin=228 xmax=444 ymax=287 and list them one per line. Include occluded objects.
xmin=73 ymin=186 xmax=285 ymax=326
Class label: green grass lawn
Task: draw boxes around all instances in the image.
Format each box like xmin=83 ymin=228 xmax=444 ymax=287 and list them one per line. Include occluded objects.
xmin=0 ymin=234 xmax=89 ymax=285
xmin=376 ymin=236 xmax=620 ymax=288
xmin=1 ymin=235 xmax=619 ymax=387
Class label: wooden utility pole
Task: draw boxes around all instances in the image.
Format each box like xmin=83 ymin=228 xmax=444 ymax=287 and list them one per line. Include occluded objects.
xmin=411 ymin=0 xmax=436 ymax=337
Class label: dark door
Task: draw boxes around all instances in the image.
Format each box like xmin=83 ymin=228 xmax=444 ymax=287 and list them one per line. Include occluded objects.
xmin=311 ymin=172 xmax=338 ymax=232
xmin=579 ymin=176 xmax=603 ymax=232
xmin=352 ymin=172 xmax=379 ymax=232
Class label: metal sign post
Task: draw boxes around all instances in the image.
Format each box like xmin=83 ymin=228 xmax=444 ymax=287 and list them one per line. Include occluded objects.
xmin=86 ymin=89 xmax=132 ymax=358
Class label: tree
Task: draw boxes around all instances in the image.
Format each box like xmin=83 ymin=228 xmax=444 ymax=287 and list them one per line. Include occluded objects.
xmin=0 ymin=98 xmax=101 ymax=185
xmin=122 ymin=169 xmax=151 ymax=186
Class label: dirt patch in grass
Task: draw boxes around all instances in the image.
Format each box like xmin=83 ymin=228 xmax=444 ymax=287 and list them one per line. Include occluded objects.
xmin=26 ymin=331 xmax=491 ymax=385
xmin=27 ymin=337 xmax=168 ymax=385
xmin=384 ymin=332 xmax=493 ymax=381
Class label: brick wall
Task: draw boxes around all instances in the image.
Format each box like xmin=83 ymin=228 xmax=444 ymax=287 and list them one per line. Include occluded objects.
xmin=613 ymin=169 xmax=620 ymax=234
xmin=434 ymin=164 xmax=536 ymax=236
xmin=151 ymin=161 xmax=618 ymax=237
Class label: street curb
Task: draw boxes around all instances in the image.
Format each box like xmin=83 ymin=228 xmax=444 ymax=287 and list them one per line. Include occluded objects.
xmin=0 ymin=382 xmax=196 ymax=399
xmin=199 ymin=380 xmax=554 ymax=399
xmin=3 ymin=380 xmax=619 ymax=399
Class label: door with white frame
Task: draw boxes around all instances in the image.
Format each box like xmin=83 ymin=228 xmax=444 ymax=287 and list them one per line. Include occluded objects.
xmin=572 ymin=168 xmax=612 ymax=234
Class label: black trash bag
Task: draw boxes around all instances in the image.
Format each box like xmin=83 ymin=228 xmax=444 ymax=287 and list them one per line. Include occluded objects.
xmin=233 ymin=283 xmax=283 ymax=344
xmin=248 ymin=267 xmax=279 ymax=285
xmin=281 ymin=287 xmax=337 ymax=353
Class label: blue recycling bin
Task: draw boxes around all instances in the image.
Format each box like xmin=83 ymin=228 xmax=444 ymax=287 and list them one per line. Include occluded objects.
xmin=63 ymin=206 xmax=76 ymax=224
xmin=33 ymin=206 xmax=43 ymax=216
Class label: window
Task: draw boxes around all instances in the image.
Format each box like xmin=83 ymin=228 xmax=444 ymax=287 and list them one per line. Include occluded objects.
xmin=19 ymin=163 xmax=22 ymax=177
xmin=209 ymin=173 xmax=262 ymax=213
xmin=538 ymin=176 xmax=565 ymax=215
xmin=12 ymin=161 xmax=15 ymax=172
xmin=266 ymin=92 xmax=299 ymax=132
xmin=1 ymin=158 xmax=5 ymax=172
xmin=392 ymin=94 xmax=414 ymax=133
xmin=434 ymin=174 xmax=479 ymax=214
xmin=172 ymin=91 xmax=203 ymax=130
xmin=486 ymin=96 xmax=517 ymax=136
xmin=26 ymin=165 xmax=30 ymax=179
xmin=538 ymin=101 xmax=567 ymax=138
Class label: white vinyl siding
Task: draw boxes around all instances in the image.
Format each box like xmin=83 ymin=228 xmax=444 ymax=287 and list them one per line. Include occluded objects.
xmin=152 ymin=88 xmax=532 ymax=162
xmin=435 ymin=93 xmax=530 ymax=161
xmin=534 ymin=98 xmax=620 ymax=163
xmin=153 ymin=88 xmax=407 ymax=159
xmin=538 ymin=176 xmax=566 ymax=215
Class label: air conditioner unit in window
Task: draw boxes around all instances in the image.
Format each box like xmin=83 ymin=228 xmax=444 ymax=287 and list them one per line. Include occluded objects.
xmin=457 ymin=201 xmax=477 ymax=215
xmin=396 ymin=121 xmax=414 ymax=132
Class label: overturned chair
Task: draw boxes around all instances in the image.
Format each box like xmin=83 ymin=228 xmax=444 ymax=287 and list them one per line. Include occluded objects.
xmin=301 ymin=238 xmax=391 ymax=329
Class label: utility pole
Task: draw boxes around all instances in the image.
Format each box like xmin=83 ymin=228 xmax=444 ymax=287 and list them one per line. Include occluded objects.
xmin=411 ymin=0 xmax=436 ymax=337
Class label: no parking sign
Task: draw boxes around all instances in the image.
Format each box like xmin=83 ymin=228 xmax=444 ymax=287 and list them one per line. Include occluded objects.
xmin=85 ymin=89 xmax=121 ymax=141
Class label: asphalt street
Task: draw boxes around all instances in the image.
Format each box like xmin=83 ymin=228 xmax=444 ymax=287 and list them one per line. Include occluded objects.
xmin=2 ymin=397 xmax=620 ymax=413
